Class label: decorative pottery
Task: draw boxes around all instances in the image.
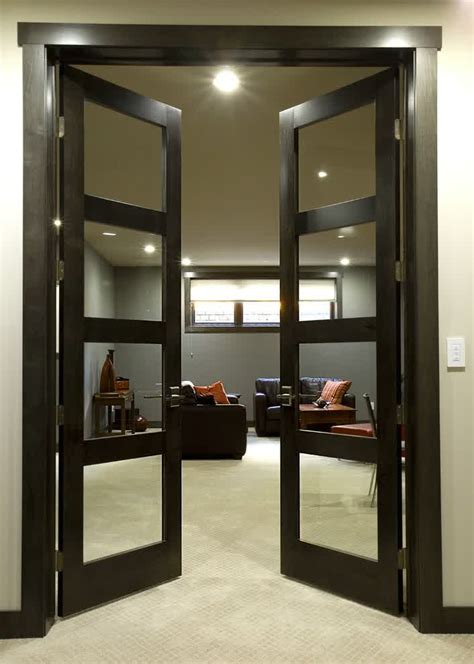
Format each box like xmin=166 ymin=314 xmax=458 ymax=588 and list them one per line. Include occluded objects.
xmin=135 ymin=415 xmax=149 ymax=432
xmin=99 ymin=351 xmax=116 ymax=393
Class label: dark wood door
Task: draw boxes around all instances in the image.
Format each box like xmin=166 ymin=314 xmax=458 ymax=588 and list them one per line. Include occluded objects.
xmin=279 ymin=69 xmax=402 ymax=613
xmin=58 ymin=66 xmax=182 ymax=616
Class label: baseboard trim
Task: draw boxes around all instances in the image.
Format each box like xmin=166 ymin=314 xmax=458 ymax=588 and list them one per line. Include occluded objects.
xmin=440 ymin=607 xmax=474 ymax=633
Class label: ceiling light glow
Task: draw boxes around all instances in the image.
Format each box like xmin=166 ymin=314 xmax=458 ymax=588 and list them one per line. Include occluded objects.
xmin=340 ymin=257 xmax=350 ymax=266
xmin=53 ymin=219 xmax=62 ymax=228
xmin=318 ymin=170 xmax=328 ymax=179
xmin=337 ymin=235 xmax=345 ymax=239
xmin=213 ymin=69 xmax=240 ymax=93
xmin=181 ymin=257 xmax=192 ymax=266
xmin=102 ymin=232 xmax=116 ymax=236
xmin=144 ymin=244 xmax=156 ymax=254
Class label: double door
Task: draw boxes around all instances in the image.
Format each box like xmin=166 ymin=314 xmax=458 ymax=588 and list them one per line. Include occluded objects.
xmin=57 ymin=66 xmax=402 ymax=617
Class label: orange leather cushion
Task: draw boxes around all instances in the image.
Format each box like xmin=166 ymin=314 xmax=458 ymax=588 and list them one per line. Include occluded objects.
xmin=321 ymin=380 xmax=352 ymax=404
xmin=195 ymin=381 xmax=230 ymax=405
xmin=331 ymin=423 xmax=374 ymax=437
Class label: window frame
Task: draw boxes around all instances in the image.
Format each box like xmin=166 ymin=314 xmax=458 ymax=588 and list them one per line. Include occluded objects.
xmin=184 ymin=268 xmax=342 ymax=333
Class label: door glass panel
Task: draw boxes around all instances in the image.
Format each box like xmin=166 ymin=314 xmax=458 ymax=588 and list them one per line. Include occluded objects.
xmin=84 ymin=455 xmax=163 ymax=561
xmin=84 ymin=222 xmax=163 ymax=321
xmin=300 ymin=453 xmax=378 ymax=560
xmin=298 ymin=102 xmax=375 ymax=211
xmin=84 ymin=343 xmax=163 ymax=440
xmin=299 ymin=342 xmax=376 ymax=434
xmin=84 ymin=101 xmax=164 ymax=211
xmin=299 ymin=223 xmax=376 ymax=320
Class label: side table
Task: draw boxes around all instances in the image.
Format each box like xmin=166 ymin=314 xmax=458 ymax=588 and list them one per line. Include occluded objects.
xmin=93 ymin=390 xmax=136 ymax=437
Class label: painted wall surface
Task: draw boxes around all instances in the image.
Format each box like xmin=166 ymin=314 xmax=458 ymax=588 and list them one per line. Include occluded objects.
xmin=1 ymin=0 xmax=473 ymax=610
xmin=115 ymin=267 xmax=163 ymax=423
xmin=84 ymin=244 xmax=116 ymax=438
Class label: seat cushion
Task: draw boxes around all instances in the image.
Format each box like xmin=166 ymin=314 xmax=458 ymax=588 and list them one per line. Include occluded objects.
xmin=267 ymin=405 xmax=281 ymax=421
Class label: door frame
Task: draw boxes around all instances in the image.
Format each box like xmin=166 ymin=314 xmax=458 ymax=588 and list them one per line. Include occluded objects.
xmin=6 ymin=23 xmax=456 ymax=637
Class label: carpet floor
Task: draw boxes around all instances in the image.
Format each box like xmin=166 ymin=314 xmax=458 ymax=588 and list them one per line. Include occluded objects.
xmin=1 ymin=434 xmax=473 ymax=663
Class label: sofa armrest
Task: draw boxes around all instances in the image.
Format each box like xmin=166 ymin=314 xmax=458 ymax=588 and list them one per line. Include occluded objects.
xmin=342 ymin=392 xmax=356 ymax=409
xmin=227 ymin=393 xmax=240 ymax=404
xmin=254 ymin=392 xmax=268 ymax=436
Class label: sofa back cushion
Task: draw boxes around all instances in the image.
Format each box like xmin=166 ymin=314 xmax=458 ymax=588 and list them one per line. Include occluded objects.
xmin=255 ymin=378 xmax=281 ymax=407
xmin=299 ymin=377 xmax=327 ymax=404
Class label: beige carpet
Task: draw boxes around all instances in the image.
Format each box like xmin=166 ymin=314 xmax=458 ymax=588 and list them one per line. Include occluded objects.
xmin=1 ymin=434 xmax=473 ymax=663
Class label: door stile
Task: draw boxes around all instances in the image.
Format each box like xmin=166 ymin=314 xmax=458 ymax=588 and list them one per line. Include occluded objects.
xmin=58 ymin=71 xmax=86 ymax=610
xmin=162 ymin=105 xmax=182 ymax=576
xmin=374 ymin=72 xmax=402 ymax=609
xmin=279 ymin=107 xmax=299 ymax=574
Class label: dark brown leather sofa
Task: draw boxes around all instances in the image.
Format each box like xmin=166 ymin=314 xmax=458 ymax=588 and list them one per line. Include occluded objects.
xmin=254 ymin=377 xmax=356 ymax=437
xmin=181 ymin=394 xmax=248 ymax=459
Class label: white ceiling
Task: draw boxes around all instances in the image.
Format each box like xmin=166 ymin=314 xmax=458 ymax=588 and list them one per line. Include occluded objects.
xmin=82 ymin=65 xmax=381 ymax=267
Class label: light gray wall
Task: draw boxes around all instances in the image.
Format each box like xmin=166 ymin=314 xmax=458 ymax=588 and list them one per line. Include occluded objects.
xmin=114 ymin=267 xmax=163 ymax=423
xmin=84 ymin=244 xmax=115 ymax=438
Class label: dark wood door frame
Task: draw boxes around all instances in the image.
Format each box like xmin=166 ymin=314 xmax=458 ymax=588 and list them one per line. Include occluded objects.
xmin=6 ymin=23 xmax=467 ymax=637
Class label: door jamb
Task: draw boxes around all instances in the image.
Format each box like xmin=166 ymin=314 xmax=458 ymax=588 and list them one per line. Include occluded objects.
xmin=4 ymin=23 xmax=456 ymax=637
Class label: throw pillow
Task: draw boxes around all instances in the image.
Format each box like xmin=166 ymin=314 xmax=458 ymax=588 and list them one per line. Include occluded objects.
xmin=195 ymin=381 xmax=230 ymax=405
xmin=208 ymin=381 xmax=230 ymax=405
xmin=320 ymin=380 xmax=352 ymax=404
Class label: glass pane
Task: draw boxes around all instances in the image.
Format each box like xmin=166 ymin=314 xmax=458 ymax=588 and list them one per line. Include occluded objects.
xmin=299 ymin=223 xmax=376 ymax=320
xmin=193 ymin=301 xmax=234 ymax=324
xmin=243 ymin=301 xmax=279 ymax=324
xmin=84 ymin=100 xmax=163 ymax=211
xmin=300 ymin=453 xmax=378 ymax=560
xmin=84 ymin=221 xmax=162 ymax=321
xmin=298 ymin=103 xmax=375 ymax=211
xmin=299 ymin=301 xmax=332 ymax=322
xmin=84 ymin=455 xmax=162 ymax=561
xmin=299 ymin=342 xmax=376 ymax=434
xmin=190 ymin=279 xmax=279 ymax=302
xmin=84 ymin=343 xmax=162 ymax=440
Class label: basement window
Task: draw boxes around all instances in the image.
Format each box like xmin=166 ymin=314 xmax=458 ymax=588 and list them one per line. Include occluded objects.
xmin=185 ymin=274 xmax=338 ymax=333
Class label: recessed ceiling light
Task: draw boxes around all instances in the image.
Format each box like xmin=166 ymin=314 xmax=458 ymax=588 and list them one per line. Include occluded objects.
xmin=213 ymin=69 xmax=240 ymax=93
xmin=53 ymin=219 xmax=62 ymax=228
xmin=340 ymin=257 xmax=350 ymax=266
xmin=337 ymin=234 xmax=345 ymax=239
xmin=181 ymin=257 xmax=192 ymax=266
xmin=144 ymin=244 xmax=156 ymax=254
xmin=102 ymin=232 xmax=116 ymax=237
xmin=317 ymin=170 xmax=328 ymax=179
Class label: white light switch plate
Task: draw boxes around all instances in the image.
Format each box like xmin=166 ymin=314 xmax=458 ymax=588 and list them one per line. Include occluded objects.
xmin=446 ymin=337 xmax=465 ymax=368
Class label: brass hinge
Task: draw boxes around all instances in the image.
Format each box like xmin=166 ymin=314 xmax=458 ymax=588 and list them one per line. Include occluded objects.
xmin=395 ymin=261 xmax=404 ymax=283
xmin=56 ymin=259 xmax=65 ymax=283
xmin=396 ymin=404 xmax=404 ymax=426
xmin=56 ymin=550 xmax=64 ymax=572
xmin=398 ymin=547 xmax=408 ymax=570
xmin=394 ymin=118 xmax=402 ymax=141
xmin=57 ymin=116 xmax=65 ymax=138
xmin=57 ymin=404 xmax=64 ymax=426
